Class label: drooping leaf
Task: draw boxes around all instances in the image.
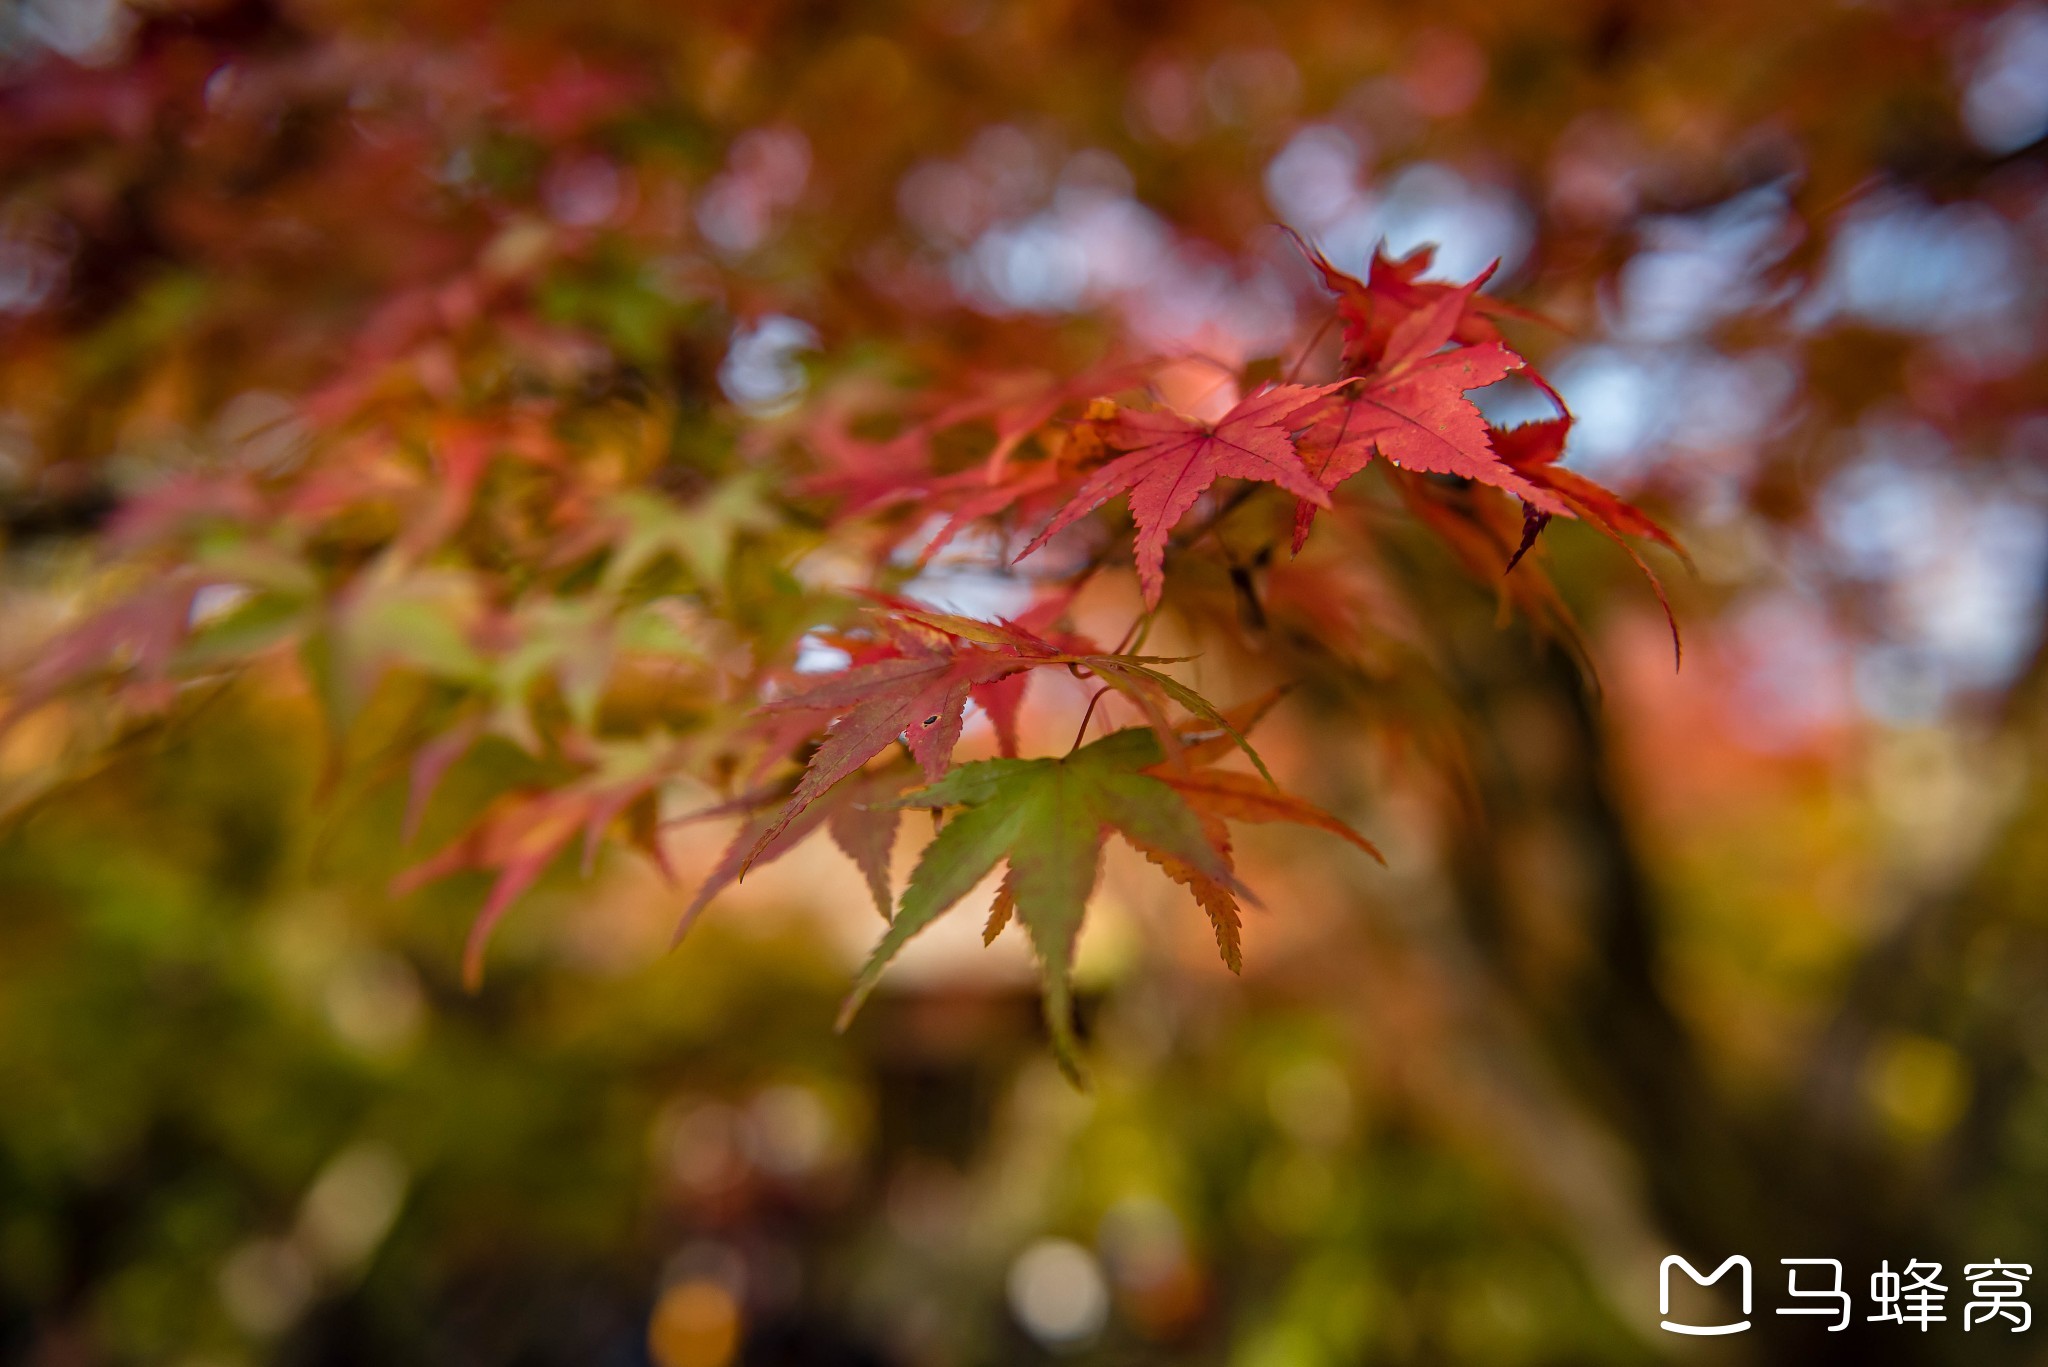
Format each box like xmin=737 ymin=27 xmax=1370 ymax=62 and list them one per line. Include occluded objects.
xmin=403 ymin=715 xmax=487 ymax=844
xmin=392 ymin=745 xmax=678 ymax=987
xmin=1493 ymin=419 xmax=1687 ymax=557
xmin=672 ymin=763 xmax=912 ymax=940
xmin=827 ymin=771 xmax=908 ymax=919
xmin=1391 ymin=470 xmax=1594 ymax=677
xmin=0 ymin=575 xmax=205 ymax=731
xmin=1135 ymin=808 xmax=1243 ymax=971
xmin=1493 ymin=418 xmax=1687 ymax=665
xmin=1139 ymin=704 xmax=1381 ymax=973
xmin=672 ymin=789 xmax=834 ymax=945
xmin=1149 ymin=768 xmax=1382 ymax=863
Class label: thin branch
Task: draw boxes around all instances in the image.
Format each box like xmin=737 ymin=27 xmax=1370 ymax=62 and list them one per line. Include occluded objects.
xmin=1068 ymin=686 xmax=1113 ymax=753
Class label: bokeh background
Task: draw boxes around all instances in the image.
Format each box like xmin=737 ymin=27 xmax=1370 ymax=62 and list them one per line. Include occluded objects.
xmin=3 ymin=1 xmax=2048 ymax=1364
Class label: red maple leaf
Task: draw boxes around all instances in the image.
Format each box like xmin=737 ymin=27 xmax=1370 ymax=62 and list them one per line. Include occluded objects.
xmin=923 ymin=364 xmax=1140 ymax=478
xmin=1017 ymin=383 xmax=1348 ymax=607
xmin=799 ymin=410 xmax=936 ymax=515
xmin=672 ymin=764 xmax=913 ymax=943
xmin=802 ymin=366 xmax=1137 ymax=528
xmin=1289 ymin=279 xmax=1567 ymax=551
xmin=906 ymin=418 xmax=1107 ymax=565
xmin=1493 ymin=419 xmax=1685 ymax=556
xmin=744 ymin=596 xmax=1274 ymax=866
xmin=743 ymin=605 xmax=1080 ymax=858
xmin=393 ymin=764 xmax=673 ymax=988
xmin=1285 ymin=228 xmax=1555 ymax=373
xmin=1493 ymin=418 xmax=1688 ymax=664
xmin=1 ymin=574 xmax=207 ymax=729
xmin=753 ymin=643 xmax=1032 ymax=847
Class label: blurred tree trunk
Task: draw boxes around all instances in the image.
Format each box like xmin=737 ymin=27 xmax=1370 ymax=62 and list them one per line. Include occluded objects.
xmin=1437 ymin=611 xmax=1978 ymax=1365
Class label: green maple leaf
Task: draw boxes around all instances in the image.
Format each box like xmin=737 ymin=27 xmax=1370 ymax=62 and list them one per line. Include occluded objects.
xmin=837 ymin=726 xmax=1235 ymax=1081
xmin=600 ymin=477 xmax=778 ymax=596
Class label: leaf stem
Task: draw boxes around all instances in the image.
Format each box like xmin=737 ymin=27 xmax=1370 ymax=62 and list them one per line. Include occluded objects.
xmin=1111 ymin=609 xmax=1150 ymax=655
xmin=1068 ymin=686 xmax=1112 ymax=754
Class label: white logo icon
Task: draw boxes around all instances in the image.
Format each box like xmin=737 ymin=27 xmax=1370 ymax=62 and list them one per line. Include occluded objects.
xmin=1661 ymin=1255 xmax=1753 ymax=1336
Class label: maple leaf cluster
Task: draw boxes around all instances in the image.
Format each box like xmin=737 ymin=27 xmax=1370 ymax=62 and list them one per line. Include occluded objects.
xmin=813 ymin=235 xmax=1679 ymax=637
xmin=672 ymin=241 xmax=1680 ymax=1071
xmin=0 ymin=109 xmax=1681 ymax=1076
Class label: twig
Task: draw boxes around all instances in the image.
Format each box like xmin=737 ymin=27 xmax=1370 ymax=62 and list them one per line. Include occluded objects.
xmin=1068 ymin=686 xmax=1112 ymax=753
